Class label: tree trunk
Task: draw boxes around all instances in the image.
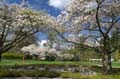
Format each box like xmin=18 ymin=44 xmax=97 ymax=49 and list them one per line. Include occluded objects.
xmin=0 ymin=41 xmax=3 ymax=62
xmin=102 ymin=53 xmax=112 ymax=74
xmin=0 ymin=53 xmax=2 ymax=62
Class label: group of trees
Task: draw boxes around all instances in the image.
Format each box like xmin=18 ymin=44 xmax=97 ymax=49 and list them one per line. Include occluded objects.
xmin=0 ymin=0 xmax=120 ymax=74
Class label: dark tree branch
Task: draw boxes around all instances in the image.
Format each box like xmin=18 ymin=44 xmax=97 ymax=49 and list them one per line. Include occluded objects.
xmin=1 ymin=7 xmax=7 ymax=42
xmin=51 ymin=27 xmax=91 ymax=49
xmin=96 ymin=0 xmax=106 ymax=37
xmin=2 ymin=30 xmax=39 ymax=53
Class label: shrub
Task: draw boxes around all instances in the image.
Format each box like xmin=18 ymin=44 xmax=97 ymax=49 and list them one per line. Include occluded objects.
xmin=2 ymin=52 xmax=24 ymax=59
xmin=0 ymin=69 xmax=23 ymax=77
xmin=114 ymin=50 xmax=120 ymax=61
xmin=60 ymin=53 xmax=74 ymax=61
xmin=45 ymin=52 xmax=59 ymax=61
xmin=0 ymin=69 xmax=61 ymax=77
xmin=45 ymin=54 xmax=57 ymax=61
xmin=24 ymin=54 xmax=33 ymax=59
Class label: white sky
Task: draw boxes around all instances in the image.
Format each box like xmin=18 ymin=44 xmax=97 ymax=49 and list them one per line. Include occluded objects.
xmin=48 ymin=0 xmax=70 ymax=9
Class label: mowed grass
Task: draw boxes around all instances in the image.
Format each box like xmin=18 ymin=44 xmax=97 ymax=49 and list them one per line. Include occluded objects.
xmin=0 ymin=59 xmax=91 ymax=66
xmin=0 ymin=59 xmax=120 ymax=68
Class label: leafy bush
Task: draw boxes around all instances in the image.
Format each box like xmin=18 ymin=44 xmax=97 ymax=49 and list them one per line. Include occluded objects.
xmin=45 ymin=51 xmax=59 ymax=61
xmin=114 ymin=50 xmax=120 ymax=61
xmin=45 ymin=53 xmax=57 ymax=61
xmin=61 ymin=72 xmax=92 ymax=79
xmin=25 ymin=54 xmax=33 ymax=59
xmin=60 ymin=53 xmax=74 ymax=61
xmin=0 ymin=69 xmax=23 ymax=77
xmin=2 ymin=52 xmax=24 ymax=59
xmin=39 ymin=70 xmax=61 ymax=78
xmin=0 ymin=69 xmax=61 ymax=77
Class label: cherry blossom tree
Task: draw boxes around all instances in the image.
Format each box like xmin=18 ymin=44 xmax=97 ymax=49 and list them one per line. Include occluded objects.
xmin=0 ymin=1 xmax=49 ymax=61
xmin=21 ymin=41 xmax=60 ymax=60
xmin=50 ymin=0 xmax=120 ymax=74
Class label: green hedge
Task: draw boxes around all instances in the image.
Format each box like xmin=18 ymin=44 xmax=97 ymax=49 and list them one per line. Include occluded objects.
xmin=2 ymin=52 xmax=24 ymax=59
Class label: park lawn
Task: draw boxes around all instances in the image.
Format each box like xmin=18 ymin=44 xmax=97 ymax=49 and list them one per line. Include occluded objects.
xmin=112 ymin=62 xmax=120 ymax=68
xmin=0 ymin=59 xmax=120 ymax=68
xmin=92 ymin=62 xmax=120 ymax=68
xmin=0 ymin=59 xmax=91 ymax=66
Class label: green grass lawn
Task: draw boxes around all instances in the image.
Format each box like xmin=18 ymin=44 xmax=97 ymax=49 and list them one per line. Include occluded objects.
xmin=112 ymin=62 xmax=120 ymax=68
xmin=92 ymin=62 xmax=120 ymax=68
xmin=0 ymin=59 xmax=120 ymax=68
xmin=0 ymin=59 xmax=92 ymax=66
